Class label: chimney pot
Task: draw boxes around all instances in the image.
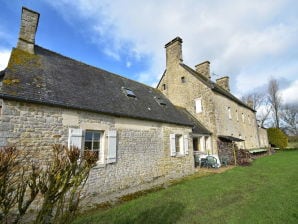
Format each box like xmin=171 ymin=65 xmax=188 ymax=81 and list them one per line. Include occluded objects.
xmin=17 ymin=7 xmax=40 ymax=54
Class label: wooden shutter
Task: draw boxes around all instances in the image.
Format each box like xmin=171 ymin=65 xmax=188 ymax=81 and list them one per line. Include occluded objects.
xmin=184 ymin=135 xmax=189 ymax=155
xmin=170 ymin=134 xmax=176 ymax=156
xmin=68 ymin=128 xmax=83 ymax=149
xmin=107 ymin=130 xmax=117 ymax=163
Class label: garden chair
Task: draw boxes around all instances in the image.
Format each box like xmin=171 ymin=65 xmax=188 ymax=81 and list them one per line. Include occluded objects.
xmin=220 ymin=157 xmax=229 ymax=166
xmin=206 ymin=156 xmax=219 ymax=168
xmin=200 ymin=158 xmax=208 ymax=168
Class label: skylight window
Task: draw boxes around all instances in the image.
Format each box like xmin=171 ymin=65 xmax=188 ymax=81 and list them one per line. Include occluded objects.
xmin=122 ymin=87 xmax=136 ymax=98
xmin=154 ymin=96 xmax=167 ymax=106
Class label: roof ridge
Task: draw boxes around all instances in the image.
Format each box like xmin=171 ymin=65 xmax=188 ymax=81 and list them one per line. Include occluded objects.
xmin=179 ymin=63 xmax=255 ymax=112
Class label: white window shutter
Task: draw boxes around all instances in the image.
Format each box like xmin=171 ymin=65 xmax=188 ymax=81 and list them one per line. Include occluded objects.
xmin=170 ymin=134 xmax=176 ymax=156
xmin=184 ymin=135 xmax=189 ymax=155
xmin=107 ymin=130 xmax=117 ymax=163
xmin=68 ymin=128 xmax=83 ymax=149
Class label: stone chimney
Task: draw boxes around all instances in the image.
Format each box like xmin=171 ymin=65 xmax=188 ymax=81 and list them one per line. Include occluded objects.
xmin=216 ymin=76 xmax=230 ymax=92
xmin=195 ymin=61 xmax=210 ymax=79
xmin=17 ymin=7 xmax=40 ymax=54
xmin=165 ymin=37 xmax=183 ymax=68
xmin=247 ymin=100 xmax=254 ymax=109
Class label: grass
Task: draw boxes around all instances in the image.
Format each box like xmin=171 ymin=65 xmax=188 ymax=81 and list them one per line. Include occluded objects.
xmin=73 ymin=151 xmax=298 ymax=224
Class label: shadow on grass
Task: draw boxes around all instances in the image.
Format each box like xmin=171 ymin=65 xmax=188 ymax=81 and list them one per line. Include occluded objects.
xmin=115 ymin=201 xmax=185 ymax=224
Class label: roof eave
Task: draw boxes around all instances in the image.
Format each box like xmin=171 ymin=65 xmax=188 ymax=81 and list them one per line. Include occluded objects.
xmin=0 ymin=93 xmax=193 ymax=127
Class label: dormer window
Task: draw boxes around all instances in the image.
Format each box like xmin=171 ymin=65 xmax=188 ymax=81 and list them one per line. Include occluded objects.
xmin=122 ymin=87 xmax=136 ymax=98
xmin=154 ymin=96 xmax=167 ymax=106
xmin=181 ymin=76 xmax=185 ymax=83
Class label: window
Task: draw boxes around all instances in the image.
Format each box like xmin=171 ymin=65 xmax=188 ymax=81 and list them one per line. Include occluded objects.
xmin=162 ymin=84 xmax=166 ymax=90
xmin=236 ymin=110 xmax=239 ymax=121
xmin=195 ymin=98 xmax=202 ymax=113
xmin=170 ymin=134 xmax=189 ymax=156
xmin=242 ymin=113 xmax=245 ymax=123
xmin=68 ymin=128 xmax=117 ymax=164
xmin=122 ymin=87 xmax=136 ymax=98
xmin=196 ymin=135 xmax=212 ymax=154
xmin=181 ymin=76 xmax=186 ymax=83
xmin=239 ymin=134 xmax=244 ymax=149
xmin=193 ymin=137 xmax=199 ymax=151
xmin=228 ymin=107 xmax=232 ymax=119
xmin=154 ymin=96 xmax=167 ymax=106
xmin=84 ymin=130 xmax=101 ymax=159
xmin=0 ymin=100 xmax=2 ymax=116
xmin=175 ymin=134 xmax=183 ymax=153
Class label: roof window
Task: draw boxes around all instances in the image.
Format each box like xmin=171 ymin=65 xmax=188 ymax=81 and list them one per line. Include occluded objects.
xmin=122 ymin=87 xmax=136 ymax=98
xmin=154 ymin=96 xmax=167 ymax=106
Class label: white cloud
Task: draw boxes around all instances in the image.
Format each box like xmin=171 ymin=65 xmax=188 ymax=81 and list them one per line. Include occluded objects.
xmin=281 ymin=80 xmax=298 ymax=105
xmin=0 ymin=50 xmax=10 ymax=70
xmin=45 ymin=0 xmax=298 ymax=91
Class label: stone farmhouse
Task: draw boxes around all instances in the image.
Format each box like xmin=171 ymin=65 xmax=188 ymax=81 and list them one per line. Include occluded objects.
xmin=157 ymin=37 xmax=269 ymax=158
xmin=0 ymin=8 xmax=268 ymax=203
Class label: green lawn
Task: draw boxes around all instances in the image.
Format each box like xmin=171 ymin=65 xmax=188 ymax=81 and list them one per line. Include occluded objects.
xmin=73 ymin=151 xmax=298 ymax=224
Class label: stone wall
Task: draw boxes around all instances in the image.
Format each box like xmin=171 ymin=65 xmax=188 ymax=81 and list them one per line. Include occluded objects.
xmin=158 ymin=37 xmax=264 ymax=152
xmin=258 ymin=127 xmax=269 ymax=148
xmin=213 ymin=93 xmax=260 ymax=149
xmin=0 ymin=99 xmax=194 ymax=205
xmin=158 ymin=61 xmax=218 ymax=154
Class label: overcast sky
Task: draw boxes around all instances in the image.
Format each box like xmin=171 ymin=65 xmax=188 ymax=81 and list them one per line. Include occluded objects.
xmin=1 ymin=0 xmax=297 ymax=105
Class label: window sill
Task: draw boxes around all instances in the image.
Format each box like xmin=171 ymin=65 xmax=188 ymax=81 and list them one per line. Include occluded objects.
xmin=92 ymin=162 xmax=105 ymax=169
xmin=175 ymin=153 xmax=185 ymax=158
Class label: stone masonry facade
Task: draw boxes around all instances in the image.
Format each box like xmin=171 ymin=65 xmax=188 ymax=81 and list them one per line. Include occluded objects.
xmin=157 ymin=37 xmax=268 ymax=153
xmin=0 ymin=99 xmax=194 ymax=204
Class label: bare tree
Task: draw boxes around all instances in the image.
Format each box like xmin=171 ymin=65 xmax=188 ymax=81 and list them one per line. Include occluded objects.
xmin=280 ymin=104 xmax=298 ymax=136
xmin=257 ymin=100 xmax=272 ymax=127
xmin=241 ymin=91 xmax=264 ymax=111
xmin=267 ymin=78 xmax=282 ymax=128
xmin=241 ymin=90 xmax=271 ymax=127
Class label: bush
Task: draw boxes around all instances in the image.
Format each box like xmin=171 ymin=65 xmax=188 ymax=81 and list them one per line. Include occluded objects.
xmin=0 ymin=144 xmax=97 ymax=224
xmin=267 ymin=128 xmax=288 ymax=149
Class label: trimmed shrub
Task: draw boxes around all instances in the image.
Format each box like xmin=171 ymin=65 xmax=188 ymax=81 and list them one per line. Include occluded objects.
xmin=267 ymin=128 xmax=288 ymax=149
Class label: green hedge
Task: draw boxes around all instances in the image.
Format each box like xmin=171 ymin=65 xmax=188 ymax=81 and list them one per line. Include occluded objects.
xmin=268 ymin=128 xmax=288 ymax=149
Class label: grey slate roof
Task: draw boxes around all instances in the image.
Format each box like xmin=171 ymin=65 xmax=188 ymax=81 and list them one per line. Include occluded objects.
xmin=180 ymin=64 xmax=256 ymax=112
xmin=0 ymin=46 xmax=195 ymax=127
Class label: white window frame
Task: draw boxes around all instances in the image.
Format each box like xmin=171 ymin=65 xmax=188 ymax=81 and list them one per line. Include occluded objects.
xmin=170 ymin=134 xmax=189 ymax=157
xmin=84 ymin=130 xmax=102 ymax=161
xmin=68 ymin=128 xmax=117 ymax=165
xmin=228 ymin=107 xmax=232 ymax=119
xmin=195 ymin=98 xmax=202 ymax=113
xmin=236 ymin=109 xmax=239 ymax=121
xmin=194 ymin=134 xmax=212 ymax=154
